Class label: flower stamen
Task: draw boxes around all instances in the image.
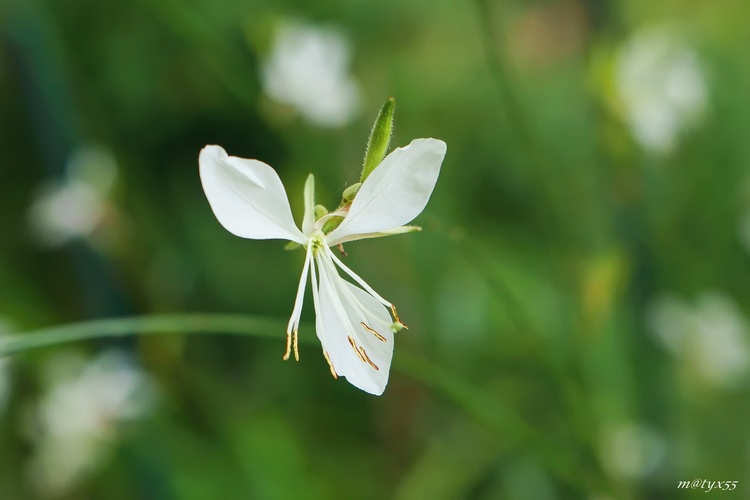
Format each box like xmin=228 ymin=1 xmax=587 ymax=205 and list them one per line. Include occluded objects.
xmin=323 ymin=350 xmax=338 ymax=379
xmin=310 ymin=233 xmax=326 ymax=256
xmin=390 ymin=304 xmax=408 ymax=329
xmin=282 ymin=331 xmax=293 ymax=361
xmin=328 ymin=249 xmax=392 ymax=307
xmin=282 ymin=329 xmax=300 ymax=361
xmin=361 ymin=322 xmax=387 ymax=342
xmin=358 ymin=346 xmax=379 ymax=371
xmin=348 ymin=335 xmax=367 ymax=363
xmin=292 ymin=329 xmax=299 ymax=361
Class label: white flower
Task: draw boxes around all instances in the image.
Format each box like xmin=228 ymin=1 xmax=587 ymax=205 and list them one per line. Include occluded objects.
xmin=615 ymin=25 xmax=708 ymax=154
xmin=199 ymin=138 xmax=446 ymax=394
xmin=647 ymin=291 xmax=750 ymax=388
xmin=598 ymin=422 xmax=667 ymax=480
xmin=28 ymin=145 xmax=118 ymax=247
xmin=26 ymin=350 xmax=156 ymax=496
xmin=261 ymin=20 xmax=360 ymax=128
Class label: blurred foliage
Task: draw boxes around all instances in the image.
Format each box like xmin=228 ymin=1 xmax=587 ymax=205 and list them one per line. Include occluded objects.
xmin=2 ymin=0 xmax=750 ymax=498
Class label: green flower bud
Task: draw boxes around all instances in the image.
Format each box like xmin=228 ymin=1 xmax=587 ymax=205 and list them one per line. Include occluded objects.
xmin=361 ymin=97 xmax=395 ymax=183
xmin=314 ymin=204 xmax=329 ymax=220
xmin=342 ymin=182 xmax=361 ymax=202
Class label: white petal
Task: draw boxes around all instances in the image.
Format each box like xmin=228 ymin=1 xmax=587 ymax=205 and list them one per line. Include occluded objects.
xmin=325 ymin=225 xmax=421 ymax=245
xmin=326 ymin=138 xmax=446 ymax=246
xmin=313 ymin=252 xmax=391 ymax=395
xmin=199 ymin=145 xmax=306 ymax=243
xmin=301 ymin=174 xmax=316 ymax=235
xmin=339 ymin=279 xmax=394 ymax=353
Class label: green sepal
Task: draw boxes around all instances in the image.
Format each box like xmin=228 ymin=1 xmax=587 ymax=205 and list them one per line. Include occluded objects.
xmin=284 ymin=241 xmax=302 ymax=251
xmin=321 ymin=216 xmax=344 ymax=235
xmin=361 ymin=97 xmax=395 ymax=183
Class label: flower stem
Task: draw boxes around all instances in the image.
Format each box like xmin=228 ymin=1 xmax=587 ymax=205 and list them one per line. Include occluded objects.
xmin=0 ymin=314 xmax=286 ymax=356
xmin=0 ymin=313 xmax=601 ymax=488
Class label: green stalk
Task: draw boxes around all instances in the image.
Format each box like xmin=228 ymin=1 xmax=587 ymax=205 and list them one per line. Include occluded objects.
xmin=0 ymin=314 xmax=286 ymax=356
xmin=0 ymin=313 xmax=601 ymax=488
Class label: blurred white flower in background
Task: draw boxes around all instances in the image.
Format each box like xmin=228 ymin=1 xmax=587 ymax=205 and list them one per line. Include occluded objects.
xmin=28 ymin=145 xmax=118 ymax=248
xmin=647 ymin=291 xmax=750 ymax=388
xmin=614 ymin=25 xmax=708 ymax=154
xmin=26 ymin=350 xmax=156 ymax=497
xmin=261 ymin=19 xmax=360 ymax=128
xmin=599 ymin=422 xmax=668 ymax=480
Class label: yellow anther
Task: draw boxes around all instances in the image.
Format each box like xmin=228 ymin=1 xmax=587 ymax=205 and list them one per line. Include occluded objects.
xmin=361 ymin=322 xmax=387 ymax=342
xmin=292 ymin=329 xmax=299 ymax=361
xmin=282 ymin=331 xmax=292 ymax=361
xmin=323 ymin=350 xmax=338 ymax=379
xmin=390 ymin=304 xmax=408 ymax=329
xmin=358 ymin=346 xmax=379 ymax=371
xmin=348 ymin=335 xmax=367 ymax=362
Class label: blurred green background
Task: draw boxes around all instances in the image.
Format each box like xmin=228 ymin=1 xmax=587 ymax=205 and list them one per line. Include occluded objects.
xmin=2 ymin=0 xmax=750 ymax=498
